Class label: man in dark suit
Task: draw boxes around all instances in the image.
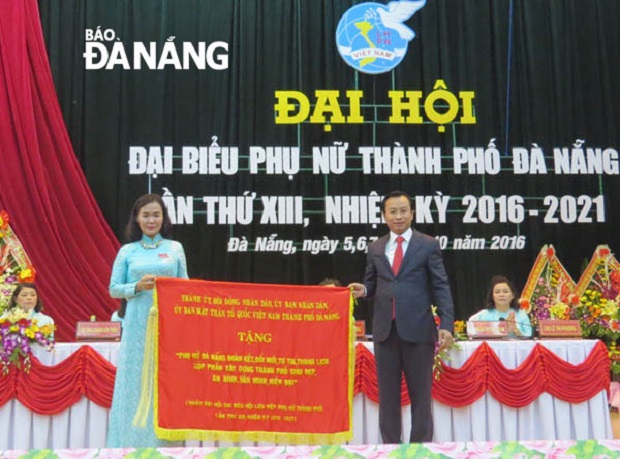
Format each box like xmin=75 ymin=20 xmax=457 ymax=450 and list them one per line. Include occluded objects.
xmin=350 ymin=190 xmax=454 ymax=443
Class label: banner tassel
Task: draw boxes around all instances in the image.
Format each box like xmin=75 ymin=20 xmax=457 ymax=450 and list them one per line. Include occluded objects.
xmin=132 ymin=302 xmax=158 ymax=427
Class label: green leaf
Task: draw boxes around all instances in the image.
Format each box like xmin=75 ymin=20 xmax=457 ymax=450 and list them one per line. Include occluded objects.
xmin=205 ymin=447 xmax=254 ymax=459
xmin=124 ymin=448 xmax=171 ymax=459
xmin=566 ymin=440 xmax=618 ymax=457
xmin=310 ymin=445 xmax=364 ymax=458
xmin=388 ymin=443 xmax=447 ymax=458
xmin=492 ymin=441 xmax=545 ymax=458
xmin=17 ymin=449 xmax=59 ymax=459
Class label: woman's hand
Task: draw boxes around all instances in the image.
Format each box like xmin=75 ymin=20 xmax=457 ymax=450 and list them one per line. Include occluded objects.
xmin=136 ymin=275 xmax=156 ymax=292
xmin=506 ymin=311 xmax=519 ymax=335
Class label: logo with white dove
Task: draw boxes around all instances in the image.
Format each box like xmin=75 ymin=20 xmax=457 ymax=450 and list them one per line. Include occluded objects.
xmin=336 ymin=1 xmax=426 ymax=74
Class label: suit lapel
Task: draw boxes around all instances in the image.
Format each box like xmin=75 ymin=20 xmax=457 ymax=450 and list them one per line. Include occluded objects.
xmin=376 ymin=234 xmax=393 ymax=274
xmin=397 ymin=230 xmax=419 ymax=275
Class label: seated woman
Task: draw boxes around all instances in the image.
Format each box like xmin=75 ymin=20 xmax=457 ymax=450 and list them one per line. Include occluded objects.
xmin=318 ymin=277 xmax=342 ymax=287
xmin=8 ymin=282 xmax=55 ymax=336
xmin=469 ymin=275 xmax=532 ymax=337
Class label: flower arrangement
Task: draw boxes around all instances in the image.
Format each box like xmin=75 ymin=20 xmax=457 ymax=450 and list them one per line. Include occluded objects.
xmin=522 ymin=277 xmax=577 ymax=325
xmin=431 ymin=307 xmax=461 ymax=380
xmin=453 ymin=320 xmax=467 ymax=341
xmin=0 ymin=210 xmax=8 ymax=234
xmin=0 ymin=307 xmax=54 ymax=374
xmin=609 ymin=342 xmax=620 ymax=376
xmin=575 ymin=289 xmax=620 ymax=341
xmin=519 ymin=245 xmax=577 ymax=329
xmin=573 ymin=246 xmax=620 ymax=343
xmin=0 ymin=210 xmax=36 ymax=316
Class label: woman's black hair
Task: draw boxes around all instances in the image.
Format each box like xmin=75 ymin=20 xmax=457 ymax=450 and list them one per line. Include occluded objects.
xmin=124 ymin=193 xmax=172 ymax=242
xmin=10 ymin=282 xmax=43 ymax=313
xmin=485 ymin=275 xmax=519 ymax=310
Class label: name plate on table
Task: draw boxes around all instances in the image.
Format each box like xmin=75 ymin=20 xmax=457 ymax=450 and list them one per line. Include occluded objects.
xmin=354 ymin=320 xmax=366 ymax=339
xmin=538 ymin=319 xmax=582 ymax=338
xmin=75 ymin=321 xmax=122 ymax=341
xmin=466 ymin=320 xmax=507 ymax=339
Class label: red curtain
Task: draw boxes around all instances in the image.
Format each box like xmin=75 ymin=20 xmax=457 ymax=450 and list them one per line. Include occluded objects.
xmin=0 ymin=346 xmax=116 ymax=414
xmin=0 ymin=0 xmax=119 ymax=341
xmin=0 ymin=342 xmax=609 ymax=415
xmin=356 ymin=341 xmax=610 ymax=408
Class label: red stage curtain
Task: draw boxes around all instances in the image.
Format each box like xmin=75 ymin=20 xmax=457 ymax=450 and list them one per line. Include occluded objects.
xmin=0 ymin=346 xmax=116 ymax=415
xmin=0 ymin=342 xmax=609 ymax=415
xmin=0 ymin=0 xmax=119 ymax=341
xmin=356 ymin=341 xmax=609 ymax=408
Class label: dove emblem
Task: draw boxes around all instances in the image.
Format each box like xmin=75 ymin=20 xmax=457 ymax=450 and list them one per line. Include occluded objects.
xmin=376 ymin=1 xmax=426 ymax=41
xmin=336 ymin=1 xmax=427 ymax=74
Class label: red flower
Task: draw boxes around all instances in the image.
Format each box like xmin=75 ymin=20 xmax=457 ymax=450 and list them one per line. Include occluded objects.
xmin=546 ymin=247 xmax=555 ymax=258
xmin=18 ymin=266 xmax=36 ymax=283
xmin=599 ymin=247 xmax=611 ymax=257
xmin=17 ymin=319 xmax=30 ymax=327
xmin=0 ymin=210 xmax=8 ymax=230
xmin=434 ymin=315 xmax=441 ymax=326
xmin=568 ymin=293 xmax=580 ymax=306
xmin=519 ymin=299 xmax=530 ymax=310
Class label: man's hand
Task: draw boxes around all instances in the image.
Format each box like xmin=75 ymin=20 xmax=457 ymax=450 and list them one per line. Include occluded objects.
xmin=348 ymin=283 xmax=366 ymax=299
xmin=438 ymin=329 xmax=454 ymax=352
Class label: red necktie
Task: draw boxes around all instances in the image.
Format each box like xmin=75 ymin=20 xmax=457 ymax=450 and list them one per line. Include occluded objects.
xmin=392 ymin=236 xmax=404 ymax=274
xmin=392 ymin=236 xmax=404 ymax=320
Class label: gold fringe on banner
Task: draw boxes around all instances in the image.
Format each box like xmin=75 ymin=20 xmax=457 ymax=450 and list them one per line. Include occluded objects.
xmin=153 ymin=290 xmax=356 ymax=444
xmin=346 ymin=292 xmax=355 ymax=438
xmin=132 ymin=288 xmax=159 ymax=427
xmin=153 ymin=428 xmax=353 ymax=445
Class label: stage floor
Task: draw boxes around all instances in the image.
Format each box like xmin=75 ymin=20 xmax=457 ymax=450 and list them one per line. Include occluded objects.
xmin=3 ymin=439 xmax=620 ymax=458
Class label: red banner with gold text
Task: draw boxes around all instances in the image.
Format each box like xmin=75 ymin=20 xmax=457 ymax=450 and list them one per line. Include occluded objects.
xmin=153 ymin=278 xmax=354 ymax=444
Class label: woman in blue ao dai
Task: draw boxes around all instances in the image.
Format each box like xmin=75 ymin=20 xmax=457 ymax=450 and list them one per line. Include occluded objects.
xmin=469 ymin=275 xmax=533 ymax=337
xmin=106 ymin=193 xmax=188 ymax=447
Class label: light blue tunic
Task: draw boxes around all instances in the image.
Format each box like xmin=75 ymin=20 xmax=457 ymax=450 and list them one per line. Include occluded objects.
xmin=106 ymin=234 xmax=188 ymax=448
xmin=468 ymin=308 xmax=533 ymax=337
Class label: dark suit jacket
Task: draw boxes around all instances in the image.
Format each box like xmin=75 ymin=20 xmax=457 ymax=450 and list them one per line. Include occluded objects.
xmin=364 ymin=229 xmax=455 ymax=343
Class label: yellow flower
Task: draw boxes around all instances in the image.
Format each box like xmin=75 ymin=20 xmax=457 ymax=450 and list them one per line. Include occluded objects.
xmin=549 ymin=303 xmax=569 ymax=319
xmin=601 ymin=300 xmax=618 ymax=317
xmin=17 ymin=267 xmax=35 ymax=283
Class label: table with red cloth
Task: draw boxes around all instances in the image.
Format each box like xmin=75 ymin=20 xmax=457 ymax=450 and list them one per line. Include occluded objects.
xmin=355 ymin=339 xmax=612 ymax=443
xmin=0 ymin=339 xmax=612 ymax=450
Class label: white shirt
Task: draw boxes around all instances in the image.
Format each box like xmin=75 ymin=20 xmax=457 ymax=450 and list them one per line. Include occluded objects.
xmin=385 ymin=228 xmax=412 ymax=266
